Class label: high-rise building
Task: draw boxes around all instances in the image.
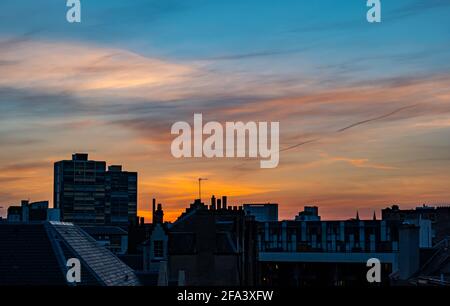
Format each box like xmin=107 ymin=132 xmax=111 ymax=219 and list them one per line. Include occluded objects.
xmin=54 ymin=153 xmax=106 ymax=225
xmin=54 ymin=153 xmax=137 ymax=226
xmin=106 ymin=165 xmax=137 ymax=226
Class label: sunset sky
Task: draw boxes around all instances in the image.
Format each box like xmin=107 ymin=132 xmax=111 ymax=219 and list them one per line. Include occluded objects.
xmin=1 ymin=0 xmax=450 ymax=222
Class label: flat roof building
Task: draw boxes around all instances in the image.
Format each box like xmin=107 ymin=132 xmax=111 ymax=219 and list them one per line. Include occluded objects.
xmin=243 ymin=203 xmax=278 ymax=222
xmin=54 ymin=154 xmax=137 ymax=226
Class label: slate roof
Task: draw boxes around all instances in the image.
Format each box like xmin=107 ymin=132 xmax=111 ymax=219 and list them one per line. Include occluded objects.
xmin=0 ymin=223 xmax=66 ymax=285
xmin=81 ymin=226 xmax=128 ymax=236
xmin=0 ymin=222 xmax=140 ymax=286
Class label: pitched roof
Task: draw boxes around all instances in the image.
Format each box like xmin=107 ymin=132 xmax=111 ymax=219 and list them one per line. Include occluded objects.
xmin=0 ymin=223 xmax=66 ymax=285
xmin=0 ymin=222 xmax=140 ymax=286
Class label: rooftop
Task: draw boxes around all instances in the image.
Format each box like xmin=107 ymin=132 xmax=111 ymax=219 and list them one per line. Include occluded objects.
xmin=0 ymin=222 xmax=140 ymax=286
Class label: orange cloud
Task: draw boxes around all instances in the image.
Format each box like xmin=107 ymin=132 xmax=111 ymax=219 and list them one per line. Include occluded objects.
xmin=0 ymin=39 xmax=194 ymax=98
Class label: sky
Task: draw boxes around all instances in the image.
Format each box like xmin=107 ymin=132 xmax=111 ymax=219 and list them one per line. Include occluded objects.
xmin=0 ymin=0 xmax=450 ymax=221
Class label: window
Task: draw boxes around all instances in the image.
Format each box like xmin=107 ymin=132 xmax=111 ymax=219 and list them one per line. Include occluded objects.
xmin=153 ymin=240 xmax=164 ymax=258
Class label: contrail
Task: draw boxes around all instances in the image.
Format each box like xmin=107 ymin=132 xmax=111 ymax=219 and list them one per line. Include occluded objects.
xmin=230 ymin=103 xmax=421 ymax=168
xmin=279 ymin=103 xmax=420 ymax=153
xmin=279 ymin=139 xmax=320 ymax=152
xmin=336 ymin=104 xmax=420 ymax=132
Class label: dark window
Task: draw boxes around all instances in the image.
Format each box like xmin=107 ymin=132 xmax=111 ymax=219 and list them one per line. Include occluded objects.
xmin=154 ymin=240 xmax=164 ymax=258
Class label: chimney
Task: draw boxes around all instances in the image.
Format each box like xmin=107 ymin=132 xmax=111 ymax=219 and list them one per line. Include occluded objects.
xmin=222 ymin=196 xmax=227 ymax=209
xmin=108 ymin=165 xmax=122 ymax=172
xmin=72 ymin=153 xmax=88 ymax=161
xmin=140 ymin=217 xmax=144 ymax=225
xmin=21 ymin=200 xmax=29 ymax=223
xmin=155 ymin=203 xmax=164 ymax=224
xmin=152 ymin=198 xmax=156 ymax=223
xmin=217 ymin=199 xmax=222 ymax=210
xmin=211 ymin=195 xmax=216 ymax=210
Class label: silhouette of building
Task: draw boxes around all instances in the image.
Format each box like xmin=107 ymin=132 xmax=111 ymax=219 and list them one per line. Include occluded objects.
xmin=105 ymin=165 xmax=137 ymax=226
xmin=382 ymin=204 xmax=450 ymax=245
xmin=119 ymin=199 xmax=170 ymax=285
xmin=167 ymin=196 xmax=258 ymax=286
xmin=243 ymin=203 xmax=278 ymax=222
xmin=54 ymin=153 xmax=137 ymax=226
xmin=255 ymin=217 xmax=421 ymax=286
xmin=6 ymin=200 xmax=60 ymax=222
xmin=143 ymin=200 xmax=168 ymax=274
xmin=127 ymin=216 xmax=150 ymax=254
xmin=295 ymin=206 xmax=321 ymax=221
xmin=6 ymin=206 xmax=21 ymax=222
xmin=152 ymin=198 xmax=164 ymax=224
xmin=54 ymin=153 xmax=107 ymax=225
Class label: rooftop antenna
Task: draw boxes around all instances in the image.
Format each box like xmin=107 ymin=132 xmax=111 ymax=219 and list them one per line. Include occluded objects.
xmin=198 ymin=178 xmax=208 ymax=202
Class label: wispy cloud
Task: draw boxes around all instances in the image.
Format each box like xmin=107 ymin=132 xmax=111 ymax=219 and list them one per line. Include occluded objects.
xmin=0 ymin=39 xmax=194 ymax=95
xmin=0 ymin=161 xmax=49 ymax=173
xmin=391 ymin=0 xmax=450 ymax=19
xmin=320 ymin=153 xmax=397 ymax=170
xmin=1 ymin=0 xmax=450 ymax=220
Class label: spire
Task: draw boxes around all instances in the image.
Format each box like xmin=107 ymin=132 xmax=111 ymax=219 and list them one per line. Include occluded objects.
xmin=356 ymin=210 xmax=360 ymax=221
xmin=373 ymin=211 xmax=377 ymax=221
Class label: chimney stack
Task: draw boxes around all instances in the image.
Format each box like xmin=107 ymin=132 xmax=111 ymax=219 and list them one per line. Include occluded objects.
xmin=152 ymin=198 xmax=156 ymax=223
xmin=217 ymin=199 xmax=222 ymax=210
xmin=154 ymin=203 xmax=164 ymax=224
xmin=222 ymin=196 xmax=227 ymax=209
xmin=211 ymin=195 xmax=216 ymax=210
xmin=21 ymin=200 xmax=29 ymax=223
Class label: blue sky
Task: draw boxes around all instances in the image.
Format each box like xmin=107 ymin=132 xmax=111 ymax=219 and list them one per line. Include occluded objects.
xmin=1 ymin=0 xmax=450 ymax=220
xmin=2 ymin=0 xmax=449 ymax=77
